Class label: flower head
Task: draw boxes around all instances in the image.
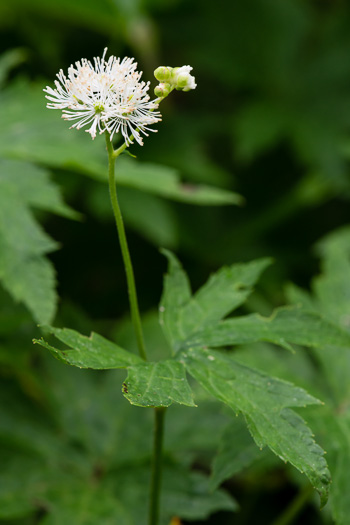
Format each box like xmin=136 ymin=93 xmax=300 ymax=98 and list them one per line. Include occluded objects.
xmin=44 ymin=49 xmax=161 ymax=145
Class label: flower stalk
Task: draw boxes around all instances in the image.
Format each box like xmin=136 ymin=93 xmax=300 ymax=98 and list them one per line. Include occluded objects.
xmin=105 ymin=133 xmax=147 ymax=360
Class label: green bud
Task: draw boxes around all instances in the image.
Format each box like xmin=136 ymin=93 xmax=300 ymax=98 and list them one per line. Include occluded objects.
xmin=172 ymin=66 xmax=197 ymax=92
xmin=170 ymin=67 xmax=179 ymax=83
xmin=154 ymin=82 xmax=171 ymax=98
xmin=176 ymin=73 xmax=189 ymax=88
xmin=154 ymin=66 xmax=172 ymax=82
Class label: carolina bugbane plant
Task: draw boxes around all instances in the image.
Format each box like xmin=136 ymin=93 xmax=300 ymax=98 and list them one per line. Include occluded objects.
xmin=41 ymin=49 xmax=198 ymax=525
xmin=36 ymin=49 xmax=350 ymax=525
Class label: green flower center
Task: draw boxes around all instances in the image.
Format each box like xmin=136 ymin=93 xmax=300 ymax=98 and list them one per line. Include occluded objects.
xmin=94 ymin=104 xmax=104 ymax=114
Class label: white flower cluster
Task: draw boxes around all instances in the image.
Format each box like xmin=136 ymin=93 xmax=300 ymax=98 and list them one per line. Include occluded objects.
xmin=44 ymin=49 xmax=161 ymax=145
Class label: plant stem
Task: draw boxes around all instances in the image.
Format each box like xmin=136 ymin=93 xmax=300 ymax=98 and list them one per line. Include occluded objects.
xmin=106 ymin=131 xmax=167 ymax=524
xmin=149 ymin=407 xmax=167 ymax=525
xmin=105 ymin=133 xmax=147 ymax=361
xmin=271 ymin=485 xmax=314 ymax=525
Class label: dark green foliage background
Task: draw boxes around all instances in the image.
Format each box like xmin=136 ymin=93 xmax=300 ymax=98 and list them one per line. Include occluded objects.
xmin=1 ymin=0 xmax=350 ymax=523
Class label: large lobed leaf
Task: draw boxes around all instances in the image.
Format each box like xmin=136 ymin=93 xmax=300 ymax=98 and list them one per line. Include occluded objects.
xmin=108 ymin=464 xmax=237 ymax=525
xmin=160 ymin=250 xmax=271 ymax=351
xmin=40 ymin=481 xmax=133 ymax=525
xmin=123 ymin=360 xmax=196 ymax=407
xmin=182 ymin=307 xmax=350 ymax=351
xmin=34 ymin=326 xmax=142 ymax=369
xmin=289 ymin=227 xmax=350 ymax=523
xmin=211 ymin=415 xmax=270 ymax=490
xmin=160 ymin=251 xmax=350 ymax=353
xmin=181 ymin=347 xmax=330 ymax=506
xmin=35 ymin=326 xmax=195 ymax=409
xmin=252 ymin=227 xmax=350 ymax=524
xmin=36 ymin=250 xmax=349 ymax=506
xmin=157 ymin=251 xmax=350 ymax=505
xmin=0 ymin=159 xmax=78 ymax=324
xmin=305 ymin=409 xmax=350 ymax=525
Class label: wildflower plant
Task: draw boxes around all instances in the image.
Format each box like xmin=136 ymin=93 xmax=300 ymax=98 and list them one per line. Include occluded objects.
xmin=34 ymin=49 xmax=350 ymax=524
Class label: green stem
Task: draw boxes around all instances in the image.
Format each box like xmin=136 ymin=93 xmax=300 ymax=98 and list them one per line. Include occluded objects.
xmin=149 ymin=407 xmax=167 ymax=525
xmin=113 ymin=139 xmax=131 ymax=158
xmin=105 ymin=133 xmax=147 ymax=361
xmin=271 ymin=485 xmax=314 ymax=525
xmin=111 ymin=95 xmax=165 ymax=159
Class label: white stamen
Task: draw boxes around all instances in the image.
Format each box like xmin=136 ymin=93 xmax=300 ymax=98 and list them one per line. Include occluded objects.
xmin=44 ymin=50 xmax=161 ymax=143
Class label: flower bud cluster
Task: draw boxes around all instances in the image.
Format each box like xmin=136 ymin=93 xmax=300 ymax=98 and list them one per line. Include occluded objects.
xmin=154 ymin=65 xmax=196 ymax=98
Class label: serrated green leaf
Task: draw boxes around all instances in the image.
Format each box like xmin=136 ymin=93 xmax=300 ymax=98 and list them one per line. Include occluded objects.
xmin=303 ymin=406 xmax=350 ymax=525
xmin=181 ymin=347 xmax=330 ymax=506
xmin=0 ymin=188 xmax=57 ymax=256
xmin=123 ymin=360 xmax=195 ymax=407
xmin=233 ymin=342 xmax=326 ymax=401
xmin=165 ymin=398 xmax=227 ymax=455
xmin=0 ymin=159 xmax=79 ymax=324
xmin=0 ymin=356 xmax=235 ymax=525
xmin=0 ymin=452 xmax=50 ymax=519
xmin=178 ymin=258 xmax=272 ymax=344
xmin=327 ymin=416 xmax=350 ymax=525
xmin=283 ymin=227 xmax=350 ymax=523
xmin=309 ymin=412 xmax=350 ymax=525
xmin=34 ymin=326 xmax=141 ymax=369
xmin=299 ymin=229 xmax=350 ymax=521
xmin=161 ymin=468 xmax=238 ymax=521
xmin=313 ymin=241 xmax=350 ymax=328
xmin=0 ymin=81 xmax=242 ymax=206
xmin=0 ymin=239 xmax=57 ymax=326
xmin=183 ymin=307 xmax=350 ymax=351
xmin=289 ymin=230 xmax=350 ymax=405
xmin=211 ymin=416 xmax=267 ymax=490
xmin=33 ymin=362 xmax=154 ymax=465
xmin=0 ymin=159 xmax=80 ymax=220
xmin=159 ymin=250 xmax=192 ymax=348
xmin=0 ymin=446 xmax=132 ymax=524
xmin=41 ymin=481 xmax=133 ymax=525
xmin=108 ymin=464 xmax=237 ymax=525
xmin=160 ymin=251 xmax=271 ymax=351
xmin=112 ymin=309 xmax=172 ymax=362
xmin=285 ymin=282 xmax=318 ymax=312
xmin=0 ymin=381 xmax=65 ymax=460
xmin=314 ymin=225 xmax=350 ymax=260
xmin=112 ymin=158 xmax=243 ymax=206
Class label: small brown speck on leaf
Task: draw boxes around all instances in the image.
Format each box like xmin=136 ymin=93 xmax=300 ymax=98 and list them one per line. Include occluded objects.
xmin=180 ymin=183 xmax=198 ymax=193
